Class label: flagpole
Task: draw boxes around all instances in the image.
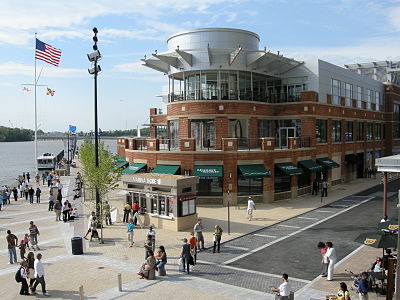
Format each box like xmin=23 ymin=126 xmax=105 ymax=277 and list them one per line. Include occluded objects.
xmin=34 ymin=33 xmax=38 ymax=173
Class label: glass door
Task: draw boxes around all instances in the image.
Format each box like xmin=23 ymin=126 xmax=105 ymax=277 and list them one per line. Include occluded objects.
xmin=278 ymin=127 xmax=296 ymax=148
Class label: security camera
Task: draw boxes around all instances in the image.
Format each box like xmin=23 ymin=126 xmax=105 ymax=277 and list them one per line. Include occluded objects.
xmin=88 ymin=65 xmax=101 ymax=74
xmin=87 ymin=50 xmax=101 ymax=62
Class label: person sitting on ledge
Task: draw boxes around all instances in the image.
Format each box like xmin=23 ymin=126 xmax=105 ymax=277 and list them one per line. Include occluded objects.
xmin=137 ymin=250 xmax=156 ymax=279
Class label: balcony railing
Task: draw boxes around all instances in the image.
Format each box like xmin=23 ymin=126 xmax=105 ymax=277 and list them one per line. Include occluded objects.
xmin=168 ymin=92 xmax=301 ymax=103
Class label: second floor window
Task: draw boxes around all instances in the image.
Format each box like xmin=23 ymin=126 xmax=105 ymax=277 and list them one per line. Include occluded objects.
xmin=316 ymin=119 xmax=327 ymax=143
xmin=332 ymin=79 xmax=340 ymax=105
xmin=345 ymin=121 xmax=353 ymax=142
xmin=332 ymin=120 xmax=341 ymax=142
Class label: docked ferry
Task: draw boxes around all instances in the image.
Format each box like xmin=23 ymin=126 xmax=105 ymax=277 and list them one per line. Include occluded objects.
xmin=37 ymin=150 xmax=64 ymax=170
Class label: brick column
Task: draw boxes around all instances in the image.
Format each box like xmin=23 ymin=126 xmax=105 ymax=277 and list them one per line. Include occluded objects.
xmin=249 ymin=117 xmax=258 ymax=149
xmin=222 ymin=138 xmax=238 ymax=151
xmin=301 ymin=117 xmax=315 ymax=147
xmin=261 ymin=137 xmax=274 ymax=150
xmin=150 ymin=125 xmax=156 ymax=138
xmin=288 ymin=137 xmax=297 ymax=149
xmin=300 ymin=91 xmax=318 ymax=102
xmin=146 ymin=139 xmax=159 ymax=151
xmin=215 ymin=117 xmax=228 ymax=150
xmin=180 ymin=138 xmax=196 ymax=151
xmin=179 ymin=117 xmax=190 ymax=138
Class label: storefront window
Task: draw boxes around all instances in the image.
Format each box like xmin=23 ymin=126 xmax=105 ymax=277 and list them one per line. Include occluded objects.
xmin=274 ymin=174 xmax=291 ymax=193
xmin=159 ymin=196 xmax=166 ymax=215
xmin=151 ymin=195 xmax=158 ymax=214
xmin=332 ymin=120 xmax=341 ymax=142
xmin=297 ymin=169 xmax=310 ymax=188
xmin=179 ymin=199 xmax=196 ymax=217
xmin=167 ymin=197 xmax=174 ymax=217
xmin=237 ymin=177 xmax=263 ymax=195
xmin=197 ymin=177 xmax=223 ymax=196
xmin=316 ymin=120 xmax=327 ymax=143
xmin=357 ymin=122 xmax=364 ymax=141
xmin=375 ymin=123 xmax=382 ymax=140
xmin=345 ymin=121 xmax=353 ymax=142
xmin=140 ymin=194 xmax=147 ymax=211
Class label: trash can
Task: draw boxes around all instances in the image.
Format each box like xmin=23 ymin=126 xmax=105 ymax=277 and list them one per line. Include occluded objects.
xmin=71 ymin=237 xmax=83 ymax=255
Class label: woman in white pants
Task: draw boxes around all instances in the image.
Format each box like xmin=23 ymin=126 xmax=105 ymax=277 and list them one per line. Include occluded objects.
xmin=325 ymin=241 xmax=337 ymax=281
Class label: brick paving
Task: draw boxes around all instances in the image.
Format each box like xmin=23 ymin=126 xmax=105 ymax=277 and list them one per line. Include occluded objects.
xmin=0 ymin=164 xmax=394 ymax=299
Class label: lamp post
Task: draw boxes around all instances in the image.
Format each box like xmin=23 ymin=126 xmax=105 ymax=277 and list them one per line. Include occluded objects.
xmin=87 ymin=27 xmax=102 ymax=221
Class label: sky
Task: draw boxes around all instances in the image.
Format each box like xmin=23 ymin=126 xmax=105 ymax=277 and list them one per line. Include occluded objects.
xmin=0 ymin=0 xmax=399 ymax=132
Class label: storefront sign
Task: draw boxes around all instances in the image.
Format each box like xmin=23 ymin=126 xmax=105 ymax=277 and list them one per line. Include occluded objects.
xmin=132 ymin=176 xmax=161 ymax=185
xmin=178 ymin=195 xmax=196 ymax=201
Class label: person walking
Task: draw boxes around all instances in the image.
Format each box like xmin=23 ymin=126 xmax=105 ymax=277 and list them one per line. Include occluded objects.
xmin=247 ymin=196 xmax=256 ymax=221
xmin=46 ymin=173 xmax=52 ymax=188
xmin=321 ymin=180 xmax=328 ymax=197
xmin=84 ymin=212 xmax=96 ymax=240
xmin=31 ymin=253 xmax=49 ymax=296
xmin=26 ymin=252 xmax=36 ymax=291
xmin=54 ymin=200 xmax=62 ymax=221
xmin=6 ymin=229 xmax=18 ymax=264
xmin=144 ymin=235 xmax=153 ymax=259
xmin=127 ymin=218 xmax=135 ymax=247
xmin=29 ymin=221 xmax=40 ymax=251
xmin=357 ymin=272 xmax=369 ymax=300
xmin=12 ymin=186 xmax=18 ymax=201
xmin=35 ymin=174 xmax=40 ymax=186
xmin=271 ymin=273 xmax=291 ymax=299
xmin=312 ymin=179 xmax=319 ymax=196
xmin=180 ymin=238 xmax=191 ymax=274
xmin=123 ymin=202 xmax=131 ymax=223
xmin=325 ymin=241 xmax=337 ymax=281
xmin=132 ymin=200 xmax=140 ymax=225
xmin=104 ymin=201 xmax=112 ymax=225
xmin=189 ymin=232 xmax=197 ymax=264
xmin=28 ymin=187 xmax=35 ymax=204
xmin=147 ymin=226 xmax=156 ymax=253
xmin=41 ymin=173 xmax=47 ymax=186
xmin=24 ymin=186 xmax=29 ymax=200
xmin=19 ymin=261 xmax=30 ymax=295
xmin=194 ymin=219 xmax=205 ymax=250
xmin=23 ymin=172 xmax=26 ymax=181
xmin=19 ymin=184 xmax=23 ymax=198
xmin=26 ymin=172 xmax=30 ymax=183
xmin=317 ymin=241 xmax=328 ymax=276
xmin=19 ymin=240 xmax=26 ymax=260
xmin=62 ymin=201 xmax=70 ymax=222
xmin=213 ymin=225 xmax=223 ymax=253
xmin=48 ymin=191 xmax=55 ymax=211
xmin=35 ymin=187 xmax=41 ymax=203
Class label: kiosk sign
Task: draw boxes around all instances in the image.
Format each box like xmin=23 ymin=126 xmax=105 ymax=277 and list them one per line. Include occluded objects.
xmin=132 ymin=176 xmax=161 ymax=185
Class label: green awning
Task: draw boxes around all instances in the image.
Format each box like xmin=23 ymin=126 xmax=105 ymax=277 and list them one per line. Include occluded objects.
xmin=117 ymin=156 xmax=126 ymax=162
xmin=298 ymin=160 xmax=324 ymax=172
xmin=194 ymin=165 xmax=223 ymax=177
xmin=113 ymin=161 xmax=129 ymax=171
xmin=151 ymin=165 xmax=180 ymax=175
xmin=122 ymin=163 xmax=147 ymax=175
xmin=276 ymin=162 xmax=304 ymax=176
xmin=238 ymin=164 xmax=271 ymax=178
xmin=317 ymin=157 xmax=340 ymax=169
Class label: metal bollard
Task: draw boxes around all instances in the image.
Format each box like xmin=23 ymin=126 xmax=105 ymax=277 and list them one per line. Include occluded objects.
xmin=79 ymin=285 xmax=84 ymax=300
xmin=117 ymin=273 xmax=122 ymax=292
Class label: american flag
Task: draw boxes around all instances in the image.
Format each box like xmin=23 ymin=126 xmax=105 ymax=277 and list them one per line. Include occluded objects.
xmin=35 ymin=39 xmax=62 ymax=66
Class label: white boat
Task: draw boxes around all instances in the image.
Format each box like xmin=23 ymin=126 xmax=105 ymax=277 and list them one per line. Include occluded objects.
xmin=37 ymin=150 xmax=64 ymax=170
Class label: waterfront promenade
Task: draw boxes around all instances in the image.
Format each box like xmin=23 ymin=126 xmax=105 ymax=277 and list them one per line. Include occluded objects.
xmin=0 ymin=165 xmax=392 ymax=299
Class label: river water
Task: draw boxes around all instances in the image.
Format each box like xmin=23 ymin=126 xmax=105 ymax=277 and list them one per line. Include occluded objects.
xmin=0 ymin=139 xmax=117 ymax=187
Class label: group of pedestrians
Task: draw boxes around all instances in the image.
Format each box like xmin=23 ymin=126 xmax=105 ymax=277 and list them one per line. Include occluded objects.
xmin=312 ymin=179 xmax=329 ymax=197
xmin=16 ymin=252 xmax=48 ymax=296
xmin=317 ymin=241 xmax=337 ymax=281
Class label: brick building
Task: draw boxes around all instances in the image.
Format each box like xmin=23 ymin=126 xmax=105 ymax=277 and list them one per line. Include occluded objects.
xmin=117 ymin=28 xmax=400 ymax=205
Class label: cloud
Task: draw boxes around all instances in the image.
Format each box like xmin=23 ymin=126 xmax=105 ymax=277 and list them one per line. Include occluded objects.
xmin=278 ymin=36 xmax=400 ymax=66
xmin=0 ymin=61 xmax=86 ymax=78
xmin=112 ymin=62 xmax=156 ymax=74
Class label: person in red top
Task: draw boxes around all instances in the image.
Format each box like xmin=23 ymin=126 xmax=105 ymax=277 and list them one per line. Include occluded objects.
xmin=132 ymin=201 xmax=140 ymax=225
xmin=317 ymin=241 xmax=328 ymax=277
xmin=189 ymin=232 xmax=197 ymax=264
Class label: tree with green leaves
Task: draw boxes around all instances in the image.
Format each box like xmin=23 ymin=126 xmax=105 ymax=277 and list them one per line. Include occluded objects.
xmin=79 ymin=139 xmax=122 ymax=242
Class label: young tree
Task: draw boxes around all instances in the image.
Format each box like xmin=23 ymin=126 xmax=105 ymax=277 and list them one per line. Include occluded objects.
xmin=79 ymin=139 xmax=122 ymax=242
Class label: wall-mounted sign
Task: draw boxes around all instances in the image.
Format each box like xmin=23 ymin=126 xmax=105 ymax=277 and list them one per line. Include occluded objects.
xmin=132 ymin=176 xmax=161 ymax=185
xmin=178 ymin=195 xmax=196 ymax=201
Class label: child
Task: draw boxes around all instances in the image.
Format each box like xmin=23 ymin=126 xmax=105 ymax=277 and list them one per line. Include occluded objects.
xmin=23 ymin=234 xmax=30 ymax=250
xmin=90 ymin=222 xmax=100 ymax=241
xmin=19 ymin=240 xmax=26 ymax=260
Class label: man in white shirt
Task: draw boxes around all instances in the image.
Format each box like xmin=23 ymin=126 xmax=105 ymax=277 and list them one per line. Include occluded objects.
xmin=247 ymin=197 xmax=256 ymax=221
xmin=271 ymin=273 xmax=291 ymax=299
xmin=84 ymin=211 xmax=96 ymax=240
xmin=146 ymin=226 xmax=156 ymax=252
xmin=31 ymin=253 xmax=49 ymax=296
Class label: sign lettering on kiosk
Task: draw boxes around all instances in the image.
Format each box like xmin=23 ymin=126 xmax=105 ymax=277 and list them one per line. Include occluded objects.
xmin=178 ymin=195 xmax=196 ymax=201
xmin=132 ymin=176 xmax=161 ymax=185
